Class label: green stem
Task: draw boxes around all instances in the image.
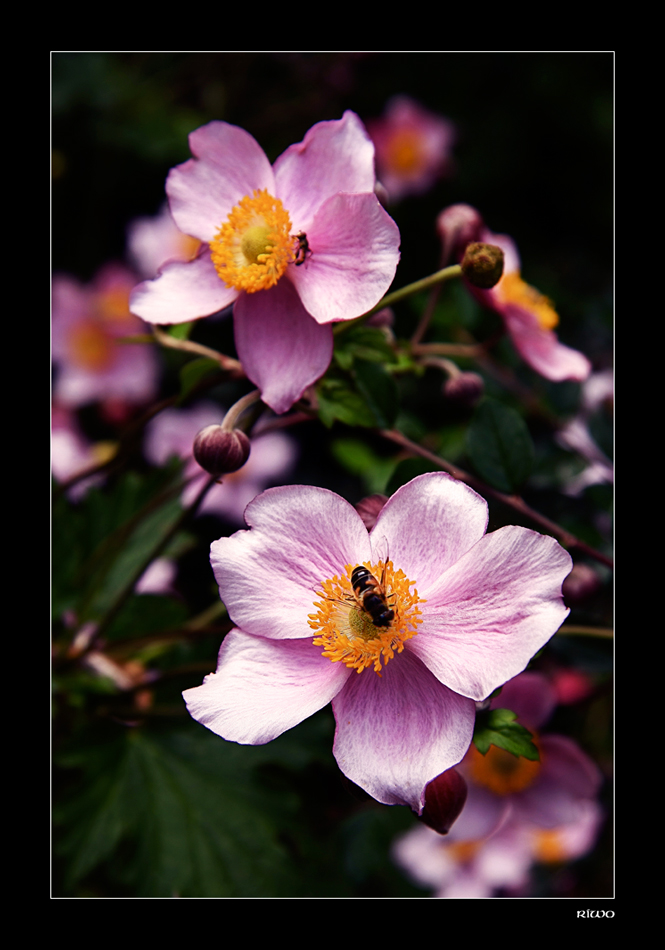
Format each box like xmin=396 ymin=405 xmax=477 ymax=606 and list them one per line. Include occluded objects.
xmin=334 ymin=264 xmax=463 ymax=335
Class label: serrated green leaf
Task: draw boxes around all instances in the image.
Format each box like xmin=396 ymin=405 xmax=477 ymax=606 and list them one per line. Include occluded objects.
xmin=334 ymin=325 xmax=397 ymax=368
xmin=466 ymin=399 xmax=534 ymax=493
xmin=317 ymin=378 xmax=376 ymax=428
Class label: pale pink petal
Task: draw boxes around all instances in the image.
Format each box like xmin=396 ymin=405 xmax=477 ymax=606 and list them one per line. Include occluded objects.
xmin=234 ymin=280 xmax=333 ymax=413
xmin=369 ymin=472 xmax=489 ymax=592
xmin=130 ymin=250 xmax=237 ymax=325
xmin=332 ymin=649 xmax=475 ymax=812
xmin=288 ymin=193 xmax=400 ymax=325
xmin=210 ymin=485 xmax=372 ymax=641
xmin=183 ymin=629 xmax=350 ymax=744
xmin=444 ymin=782 xmax=510 ymax=841
xmin=502 ymin=305 xmax=591 ymax=382
xmin=516 ymin=734 xmax=602 ymax=827
xmin=273 ymin=111 xmax=376 ymax=229
xmin=166 ymin=121 xmax=275 ymax=242
xmin=408 ymin=526 xmax=571 ymax=700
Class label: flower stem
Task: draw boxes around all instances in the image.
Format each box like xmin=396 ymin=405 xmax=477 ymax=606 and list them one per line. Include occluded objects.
xmin=221 ymin=389 xmax=262 ymax=431
xmin=152 ymin=326 xmax=243 ymax=375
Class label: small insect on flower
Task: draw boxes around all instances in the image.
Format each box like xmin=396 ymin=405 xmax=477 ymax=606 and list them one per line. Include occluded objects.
xmin=350 ymin=564 xmax=395 ymax=627
xmin=294 ymin=231 xmax=312 ymax=266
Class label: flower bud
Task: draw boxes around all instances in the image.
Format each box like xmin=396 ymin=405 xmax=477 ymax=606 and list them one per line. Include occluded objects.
xmin=193 ymin=425 xmax=250 ymax=477
xmin=443 ymin=371 xmax=484 ymax=406
xmin=420 ymin=768 xmax=468 ymax=835
xmin=436 ymin=203 xmax=484 ymax=264
xmin=461 ymin=242 xmax=505 ymax=289
xmin=355 ymin=494 xmax=388 ymax=530
xmin=562 ymin=563 xmax=601 ymax=605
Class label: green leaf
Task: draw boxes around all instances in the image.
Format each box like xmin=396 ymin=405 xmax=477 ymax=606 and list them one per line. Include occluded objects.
xmin=353 ymin=360 xmax=398 ymax=428
xmin=54 ymin=726 xmax=300 ymax=897
xmin=178 ymin=357 xmax=220 ymax=401
xmin=466 ymin=398 xmax=534 ymax=493
xmin=317 ymin=376 xmax=377 ymax=428
xmin=330 ymin=439 xmax=395 ymax=494
xmin=473 ymin=708 xmax=540 ymax=760
xmin=168 ymin=321 xmax=194 ymax=340
xmin=334 ymin=325 xmax=396 ymax=370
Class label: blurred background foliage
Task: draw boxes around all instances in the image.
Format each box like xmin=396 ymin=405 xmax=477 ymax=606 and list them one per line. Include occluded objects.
xmin=52 ymin=52 xmax=612 ymax=898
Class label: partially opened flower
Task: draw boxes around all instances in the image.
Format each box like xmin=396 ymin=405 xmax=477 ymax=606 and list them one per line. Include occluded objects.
xmin=130 ymin=112 xmax=401 ymax=414
xmin=367 ymin=96 xmax=457 ymax=201
xmin=53 ymin=264 xmax=159 ymax=410
xmin=183 ymin=473 xmax=572 ymax=812
xmin=437 ymin=204 xmax=591 ymax=382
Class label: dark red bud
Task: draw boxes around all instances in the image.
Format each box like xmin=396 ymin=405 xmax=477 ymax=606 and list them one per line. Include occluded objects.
xmin=355 ymin=494 xmax=388 ymax=530
xmin=420 ymin=768 xmax=468 ymax=835
xmin=461 ymin=242 xmax=505 ymax=289
xmin=562 ymin=563 xmax=602 ymax=605
xmin=193 ymin=425 xmax=251 ymax=477
xmin=443 ymin=371 xmax=484 ymax=406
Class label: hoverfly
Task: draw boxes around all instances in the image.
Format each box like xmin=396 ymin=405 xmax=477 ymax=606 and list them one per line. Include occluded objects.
xmin=294 ymin=231 xmax=312 ymax=266
xmin=350 ymin=564 xmax=394 ymax=628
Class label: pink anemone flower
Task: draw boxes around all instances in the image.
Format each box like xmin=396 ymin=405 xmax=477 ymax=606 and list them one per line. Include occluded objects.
xmin=437 ymin=204 xmax=591 ymax=383
xmin=451 ymin=671 xmax=603 ymax=840
xmin=53 ymin=264 xmax=159 ymax=410
xmin=367 ymin=96 xmax=457 ymax=201
xmin=183 ymin=473 xmax=572 ymax=812
xmin=130 ymin=112 xmax=401 ymax=415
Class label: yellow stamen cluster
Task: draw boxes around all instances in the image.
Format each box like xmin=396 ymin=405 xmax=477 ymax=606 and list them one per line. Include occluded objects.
xmin=68 ymin=321 xmax=114 ymax=371
xmin=308 ymin=560 xmax=424 ymax=675
xmin=532 ymin=827 xmax=568 ymax=864
xmin=497 ymin=271 xmax=559 ymax=330
xmin=467 ymin=740 xmax=541 ymax=796
xmin=210 ymin=189 xmax=295 ymax=293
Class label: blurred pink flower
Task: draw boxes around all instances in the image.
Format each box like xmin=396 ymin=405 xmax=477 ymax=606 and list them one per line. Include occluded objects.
xmin=130 ymin=112 xmax=400 ymax=414
xmin=127 ymin=203 xmax=201 ymax=279
xmin=144 ymin=402 xmax=297 ymax=523
xmin=451 ymin=672 xmax=602 ymax=841
xmin=437 ymin=204 xmax=591 ymax=382
xmin=52 ymin=263 xmax=159 ymax=409
xmin=393 ymin=800 xmax=603 ymax=898
xmin=556 ymin=369 xmax=613 ymax=495
xmin=51 ymin=405 xmax=115 ymax=501
xmin=367 ymin=96 xmax=456 ymax=201
xmin=183 ymin=473 xmax=571 ymax=812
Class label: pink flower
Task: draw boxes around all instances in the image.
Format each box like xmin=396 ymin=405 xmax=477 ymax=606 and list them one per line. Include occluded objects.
xmin=51 ymin=405 xmax=112 ymax=501
xmin=451 ymin=671 xmax=602 ymax=840
xmin=52 ymin=264 xmax=159 ymax=409
xmin=130 ymin=112 xmax=401 ymax=414
xmin=393 ymin=801 xmax=603 ymax=898
xmin=183 ymin=473 xmax=572 ymax=812
xmin=127 ymin=203 xmax=201 ymax=279
xmin=144 ymin=402 xmax=296 ymax=522
xmin=367 ymin=96 xmax=457 ymax=201
xmin=437 ymin=204 xmax=591 ymax=382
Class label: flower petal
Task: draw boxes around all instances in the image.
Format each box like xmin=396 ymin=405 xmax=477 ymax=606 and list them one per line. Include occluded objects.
xmin=332 ymin=649 xmax=475 ymax=812
xmin=516 ymin=734 xmax=602 ymax=827
xmin=409 ymin=526 xmax=571 ymax=700
xmin=130 ymin=249 xmax=237 ymax=324
xmin=493 ymin=671 xmax=557 ymax=731
xmin=370 ymin=472 xmax=489 ymax=593
xmin=210 ymin=485 xmax=372 ymax=640
xmin=501 ymin=304 xmax=591 ymax=382
xmin=234 ymin=280 xmax=333 ymax=413
xmin=273 ymin=111 xmax=376 ymax=228
xmin=183 ymin=629 xmax=350 ymax=744
xmin=288 ymin=193 xmax=400 ymax=325
xmin=166 ymin=121 xmax=275 ymax=242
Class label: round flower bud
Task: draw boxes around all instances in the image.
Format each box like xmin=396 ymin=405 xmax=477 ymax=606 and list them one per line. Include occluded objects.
xmin=562 ymin=563 xmax=602 ymax=605
xmin=193 ymin=425 xmax=251 ymax=477
xmin=355 ymin=494 xmax=388 ymax=530
xmin=420 ymin=768 xmax=468 ymax=835
xmin=461 ymin=242 xmax=505 ymax=289
xmin=436 ymin=203 xmax=484 ymax=264
xmin=443 ymin=371 xmax=484 ymax=406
